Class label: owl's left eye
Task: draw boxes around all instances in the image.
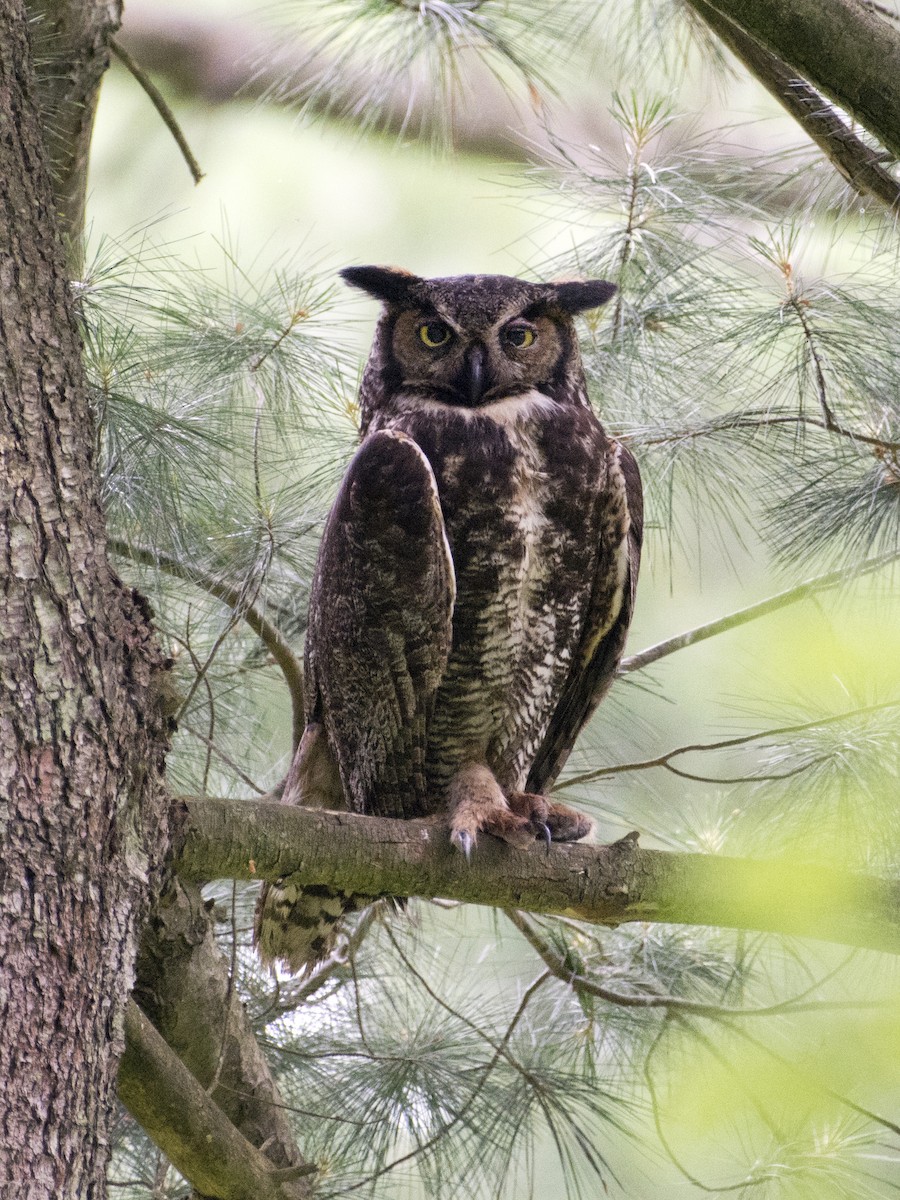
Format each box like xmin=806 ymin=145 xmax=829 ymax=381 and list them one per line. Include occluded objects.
xmin=418 ymin=321 xmax=452 ymax=348
xmin=503 ymin=323 xmax=536 ymax=349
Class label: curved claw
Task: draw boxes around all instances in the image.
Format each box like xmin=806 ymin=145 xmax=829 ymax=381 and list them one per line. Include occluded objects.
xmin=538 ymin=822 xmax=552 ymax=854
xmin=451 ymin=829 xmax=475 ymax=861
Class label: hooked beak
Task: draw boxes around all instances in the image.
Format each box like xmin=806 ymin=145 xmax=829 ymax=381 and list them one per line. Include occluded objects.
xmin=465 ymin=345 xmax=486 ymax=406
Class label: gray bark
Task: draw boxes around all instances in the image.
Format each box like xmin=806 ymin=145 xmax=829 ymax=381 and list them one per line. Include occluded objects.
xmin=0 ymin=3 xmax=171 ymax=1193
xmin=691 ymin=0 xmax=900 ymax=210
xmin=131 ymin=880 xmax=314 ymax=1195
xmin=119 ymin=1002 xmax=314 ymax=1200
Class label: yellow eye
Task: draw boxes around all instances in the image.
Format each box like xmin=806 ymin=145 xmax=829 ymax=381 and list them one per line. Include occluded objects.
xmin=418 ymin=321 xmax=452 ymax=348
xmin=504 ymin=324 xmax=535 ymax=348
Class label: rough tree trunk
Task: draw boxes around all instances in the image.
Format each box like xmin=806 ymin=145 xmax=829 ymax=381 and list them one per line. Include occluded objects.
xmin=0 ymin=5 xmax=171 ymax=1195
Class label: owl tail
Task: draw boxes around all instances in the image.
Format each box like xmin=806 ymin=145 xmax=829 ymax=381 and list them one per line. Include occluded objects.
xmin=254 ymin=880 xmax=374 ymax=974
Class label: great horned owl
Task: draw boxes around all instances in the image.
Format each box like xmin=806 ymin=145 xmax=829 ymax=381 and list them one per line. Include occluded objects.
xmin=254 ymin=267 xmax=643 ymax=972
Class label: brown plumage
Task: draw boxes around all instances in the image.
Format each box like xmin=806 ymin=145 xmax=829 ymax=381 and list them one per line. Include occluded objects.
xmin=254 ymin=267 xmax=643 ymax=973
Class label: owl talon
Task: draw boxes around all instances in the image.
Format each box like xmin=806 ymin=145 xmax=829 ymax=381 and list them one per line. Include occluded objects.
xmin=448 ymin=763 xmax=534 ymax=851
xmin=506 ymin=791 xmax=593 ymax=845
xmin=452 ymin=829 xmax=475 ymax=860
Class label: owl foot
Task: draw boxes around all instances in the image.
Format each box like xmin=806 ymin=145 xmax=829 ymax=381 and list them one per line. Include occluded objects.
xmin=504 ymin=792 xmax=594 ymax=851
xmin=448 ymin=763 xmax=534 ymax=858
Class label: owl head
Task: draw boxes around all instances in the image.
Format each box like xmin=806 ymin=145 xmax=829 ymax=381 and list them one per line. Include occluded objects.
xmin=341 ymin=266 xmax=615 ymax=424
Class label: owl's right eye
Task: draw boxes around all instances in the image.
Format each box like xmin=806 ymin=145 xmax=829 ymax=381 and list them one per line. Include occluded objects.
xmin=418 ymin=321 xmax=452 ymax=348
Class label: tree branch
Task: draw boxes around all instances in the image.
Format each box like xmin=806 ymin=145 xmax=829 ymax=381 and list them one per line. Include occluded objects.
xmin=695 ymin=0 xmax=900 ymax=161
xmin=175 ymin=798 xmax=900 ymax=955
xmin=633 ymin=409 xmax=900 ymax=453
xmin=110 ymin=538 xmax=305 ymax=750
xmin=133 ymin=878 xmax=312 ymax=1186
xmin=119 ymin=1000 xmax=314 ymax=1200
xmin=505 ymin=910 xmax=885 ymax=1018
xmin=555 ymin=698 xmax=900 ymax=791
xmin=109 ymin=37 xmax=204 ymax=183
xmin=690 ymin=0 xmax=900 ymax=210
xmin=620 ymin=549 xmax=900 ymax=674
xmin=27 ymin=0 xmax=122 ymax=259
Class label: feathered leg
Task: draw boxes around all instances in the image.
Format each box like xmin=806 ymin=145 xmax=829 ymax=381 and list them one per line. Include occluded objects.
xmin=254 ymin=723 xmax=376 ymax=974
xmin=448 ymin=762 xmax=592 ymax=857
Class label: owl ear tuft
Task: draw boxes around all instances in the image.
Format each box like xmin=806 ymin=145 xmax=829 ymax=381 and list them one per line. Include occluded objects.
xmin=550 ymin=279 xmax=617 ymax=314
xmin=340 ymin=265 xmax=421 ymax=304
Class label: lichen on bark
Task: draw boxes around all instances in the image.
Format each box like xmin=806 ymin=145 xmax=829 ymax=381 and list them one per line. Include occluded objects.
xmin=0 ymin=3 xmax=172 ymax=1193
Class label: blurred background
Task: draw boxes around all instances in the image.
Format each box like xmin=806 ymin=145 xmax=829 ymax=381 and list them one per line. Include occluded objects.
xmin=93 ymin=1 xmax=900 ymax=1195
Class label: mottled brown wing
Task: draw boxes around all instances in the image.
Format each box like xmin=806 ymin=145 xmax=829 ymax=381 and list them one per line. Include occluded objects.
xmin=525 ymin=441 xmax=643 ymax=795
xmin=305 ymin=429 xmax=455 ymax=819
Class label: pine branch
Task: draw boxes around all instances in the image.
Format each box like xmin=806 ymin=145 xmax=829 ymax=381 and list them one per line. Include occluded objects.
xmin=109 ymin=37 xmax=204 ymax=184
xmin=327 ymin=960 xmax=552 ymax=1195
xmin=690 ymin=0 xmax=900 ymax=210
xmin=691 ymin=0 xmax=900 ymax=161
xmin=110 ymin=537 xmax=306 ymax=750
xmin=554 ymin=698 xmax=900 ymax=790
xmin=634 ymin=409 xmax=900 ymax=453
xmin=505 ymin=910 xmax=887 ymax=1018
xmin=620 ymin=549 xmax=900 ymax=674
xmin=114 ymin=2 xmax=612 ymax=163
xmin=119 ymin=1000 xmax=315 ymax=1200
xmin=175 ymin=798 xmax=900 ymax=954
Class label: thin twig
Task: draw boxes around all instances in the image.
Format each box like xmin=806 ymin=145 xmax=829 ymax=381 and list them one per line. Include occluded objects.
xmin=109 ymin=37 xmax=204 ymax=184
xmin=506 ymin=911 xmax=887 ymax=1019
xmin=208 ymin=880 xmax=240 ymax=1094
xmin=612 ymin=132 xmax=643 ymax=336
xmin=632 ymin=408 xmax=900 ymax=452
xmin=383 ymin=927 xmax=606 ymax=1182
xmin=347 ymin=945 xmax=375 ymax=1058
xmin=110 ymin=537 xmax=305 ymax=750
xmin=213 ymin=1082 xmax=376 ymax=1127
xmin=620 ymin=549 xmax=900 ymax=674
xmin=175 ymin=600 xmax=244 ymax=728
xmin=661 ymin=755 xmax=826 ymax=785
xmin=554 ymin=697 xmax=900 ymax=791
xmin=321 ymin=968 xmax=552 ymax=1196
xmin=785 ymin=290 xmax=900 ymax=456
xmin=722 ymin=1017 xmax=900 ymax=1139
xmin=172 ymin=624 xmax=218 ymax=793
xmin=182 ymin=723 xmax=267 ymax=795
xmin=249 ymin=312 xmax=309 ymax=374
xmin=788 ymin=292 xmax=837 ymax=428
xmin=861 ymin=0 xmax=900 ymax=20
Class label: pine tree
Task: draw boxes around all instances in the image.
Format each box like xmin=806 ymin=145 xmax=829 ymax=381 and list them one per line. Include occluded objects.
xmin=3 ymin=2 xmax=900 ymax=1198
